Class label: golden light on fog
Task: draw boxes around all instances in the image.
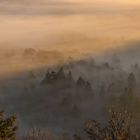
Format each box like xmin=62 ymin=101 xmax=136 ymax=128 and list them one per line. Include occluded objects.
xmin=61 ymin=0 xmax=140 ymax=5
xmin=0 ymin=0 xmax=140 ymax=78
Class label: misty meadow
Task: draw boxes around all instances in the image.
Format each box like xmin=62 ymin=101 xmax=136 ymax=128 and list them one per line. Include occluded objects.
xmin=0 ymin=0 xmax=140 ymax=140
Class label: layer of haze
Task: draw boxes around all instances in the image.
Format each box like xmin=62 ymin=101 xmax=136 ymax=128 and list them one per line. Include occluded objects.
xmin=0 ymin=0 xmax=140 ymax=77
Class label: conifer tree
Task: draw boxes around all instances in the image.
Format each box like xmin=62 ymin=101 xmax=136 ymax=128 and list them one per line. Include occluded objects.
xmin=127 ymin=73 xmax=136 ymax=91
xmin=0 ymin=111 xmax=17 ymax=140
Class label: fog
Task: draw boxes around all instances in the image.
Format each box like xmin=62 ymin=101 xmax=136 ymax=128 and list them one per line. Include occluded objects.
xmin=0 ymin=0 xmax=140 ymax=139
xmin=0 ymin=0 xmax=140 ymax=53
xmin=0 ymin=1 xmax=140 ymax=77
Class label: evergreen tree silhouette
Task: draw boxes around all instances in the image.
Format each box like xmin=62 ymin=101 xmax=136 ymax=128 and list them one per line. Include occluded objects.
xmin=0 ymin=111 xmax=17 ymax=140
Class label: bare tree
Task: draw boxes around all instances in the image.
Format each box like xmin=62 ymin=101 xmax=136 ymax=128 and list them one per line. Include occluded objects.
xmin=84 ymin=109 xmax=138 ymax=140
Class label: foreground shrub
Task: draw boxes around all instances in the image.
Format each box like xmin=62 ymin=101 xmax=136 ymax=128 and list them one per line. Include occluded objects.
xmin=0 ymin=111 xmax=17 ymax=140
xmin=84 ymin=109 xmax=139 ymax=140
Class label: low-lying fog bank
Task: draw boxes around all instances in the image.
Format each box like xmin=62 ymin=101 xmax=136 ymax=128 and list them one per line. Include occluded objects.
xmin=0 ymin=0 xmax=140 ymax=137
xmin=0 ymin=49 xmax=140 ymax=136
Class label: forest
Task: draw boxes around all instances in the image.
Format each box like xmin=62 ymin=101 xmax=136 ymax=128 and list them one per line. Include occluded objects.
xmin=0 ymin=48 xmax=140 ymax=140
